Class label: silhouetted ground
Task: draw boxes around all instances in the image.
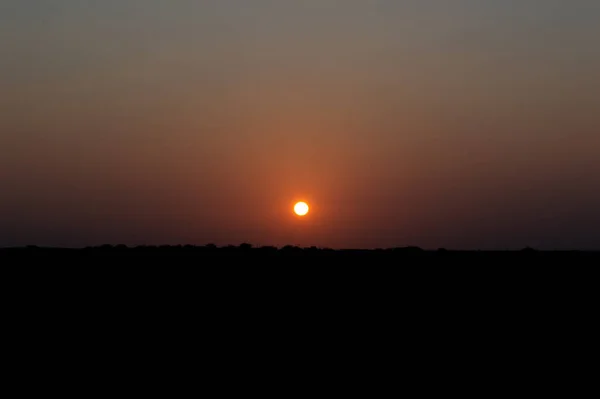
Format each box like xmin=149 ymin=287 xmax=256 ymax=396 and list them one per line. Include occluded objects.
xmin=3 ymin=243 xmax=597 ymax=354
xmin=2 ymin=244 xmax=598 ymax=264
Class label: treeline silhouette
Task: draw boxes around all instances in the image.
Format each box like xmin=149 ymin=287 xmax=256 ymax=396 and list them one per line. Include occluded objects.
xmin=3 ymin=243 xmax=598 ymax=310
xmin=2 ymin=244 xmax=598 ymax=262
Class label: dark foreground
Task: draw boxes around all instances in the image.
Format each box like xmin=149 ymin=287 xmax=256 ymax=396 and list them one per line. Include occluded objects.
xmin=2 ymin=244 xmax=598 ymax=264
xmin=5 ymin=244 xmax=598 ymax=300
xmin=3 ymin=244 xmax=597 ymax=348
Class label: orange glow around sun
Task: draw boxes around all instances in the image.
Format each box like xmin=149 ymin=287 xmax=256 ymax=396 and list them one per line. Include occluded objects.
xmin=294 ymin=202 xmax=309 ymax=216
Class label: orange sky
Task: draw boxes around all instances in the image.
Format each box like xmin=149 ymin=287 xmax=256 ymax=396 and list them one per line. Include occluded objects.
xmin=1 ymin=1 xmax=599 ymax=249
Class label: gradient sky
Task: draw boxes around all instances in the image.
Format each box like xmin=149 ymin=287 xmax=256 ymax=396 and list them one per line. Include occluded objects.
xmin=1 ymin=0 xmax=599 ymax=249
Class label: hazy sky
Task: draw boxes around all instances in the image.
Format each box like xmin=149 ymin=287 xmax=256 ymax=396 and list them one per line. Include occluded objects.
xmin=1 ymin=0 xmax=599 ymax=249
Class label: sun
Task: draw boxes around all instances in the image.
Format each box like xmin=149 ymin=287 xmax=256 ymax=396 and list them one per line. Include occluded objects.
xmin=294 ymin=201 xmax=309 ymax=216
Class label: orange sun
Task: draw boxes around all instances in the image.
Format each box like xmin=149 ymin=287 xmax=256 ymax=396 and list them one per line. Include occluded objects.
xmin=294 ymin=202 xmax=309 ymax=216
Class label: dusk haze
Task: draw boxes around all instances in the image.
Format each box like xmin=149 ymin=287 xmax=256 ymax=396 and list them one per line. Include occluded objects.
xmin=2 ymin=0 xmax=599 ymax=250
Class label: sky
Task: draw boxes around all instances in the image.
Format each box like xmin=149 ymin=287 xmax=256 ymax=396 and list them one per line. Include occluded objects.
xmin=1 ymin=0 xmax=599 ymax=249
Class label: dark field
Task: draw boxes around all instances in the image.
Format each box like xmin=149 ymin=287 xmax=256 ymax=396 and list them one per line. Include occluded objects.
xmin=2 ymin=244 xmax=598 ymax=264
xmin=3 ymin=244 xmax=597 ymax=333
